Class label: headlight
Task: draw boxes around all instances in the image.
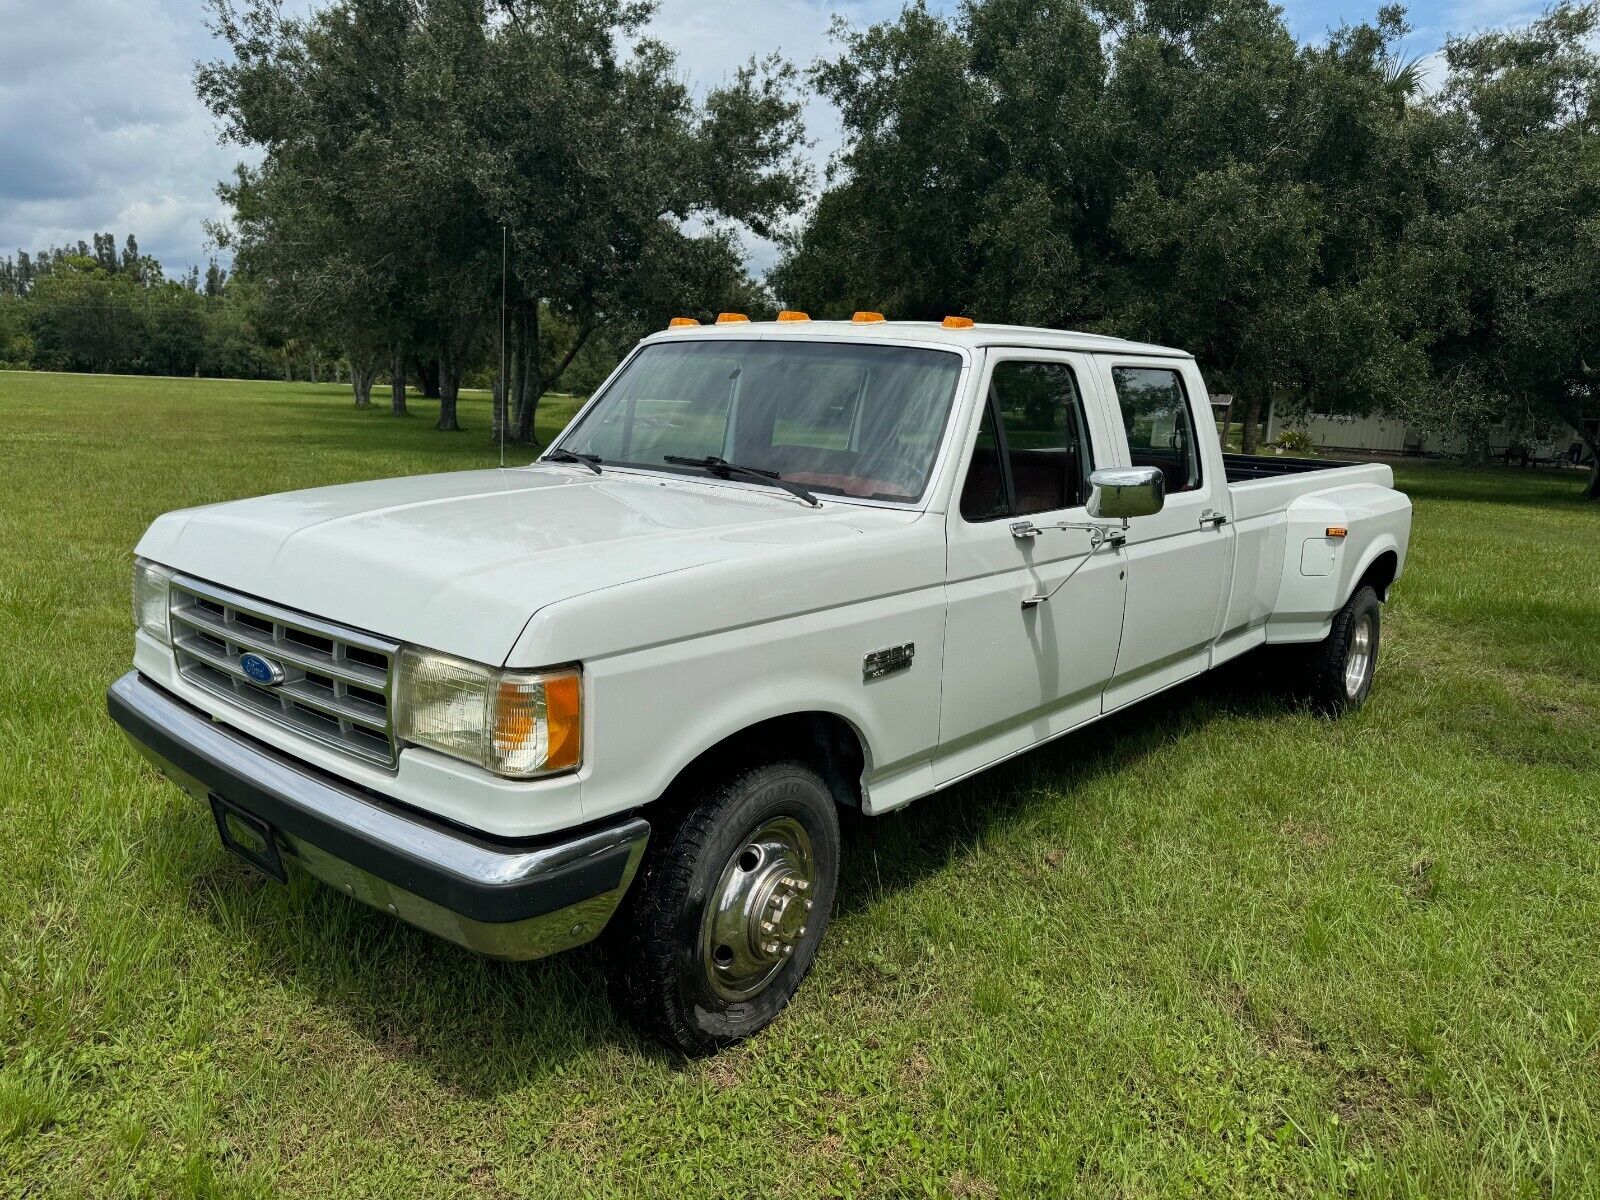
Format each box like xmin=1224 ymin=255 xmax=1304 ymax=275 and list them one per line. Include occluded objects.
xmin=132 ymin=557 xmax=174 ymax=644
xmin=395 ymin=648 xmax=581 ymax=778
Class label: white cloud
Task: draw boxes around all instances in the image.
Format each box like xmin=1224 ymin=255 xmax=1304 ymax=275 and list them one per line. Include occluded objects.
xmin=0 ymin=0 xmax=259 ymax=274
xmin=0 ymin=0 xmax=931 ymax=281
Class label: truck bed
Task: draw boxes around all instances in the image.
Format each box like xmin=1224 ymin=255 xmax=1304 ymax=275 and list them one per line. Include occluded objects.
xmin=1222 ymin=452 xmax=1358 ymax=482
xmin=1224 ymin=455 xmax=1396 ymax=524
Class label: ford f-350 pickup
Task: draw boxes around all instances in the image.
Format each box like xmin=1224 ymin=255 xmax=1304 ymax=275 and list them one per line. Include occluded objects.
xmin=109 ymin=315 xmax=1411 ymax=1054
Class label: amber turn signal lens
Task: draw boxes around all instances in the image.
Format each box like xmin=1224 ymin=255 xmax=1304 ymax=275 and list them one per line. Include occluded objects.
xmin=716 ymin=312 xmax=750 ymax=324
xmin=542 ymin=673 xmax=582 ymax=771
xmin=941 ymin=315 xmax=975 ymax=329
xmin=776 ymin=310 xmax=810 ymax=322
xmin=852 ymin=311 xmax=886 ymax=323
xmin=1325 ymin=526 xmax=1348 ymax=539
xmin=668 ymin=317 xmax=700 ymax=328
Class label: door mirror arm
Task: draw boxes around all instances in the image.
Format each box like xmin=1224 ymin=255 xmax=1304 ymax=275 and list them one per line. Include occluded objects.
xmin=1010 ymin=516 xmax=1130 ymax=610
xmin=1010 ymin=518 xmax=1114 ymax=549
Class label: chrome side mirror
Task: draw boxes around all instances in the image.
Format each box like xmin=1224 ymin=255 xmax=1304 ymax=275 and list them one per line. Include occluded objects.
xmin=1088 ymin=467 xmax=1165 ymax=520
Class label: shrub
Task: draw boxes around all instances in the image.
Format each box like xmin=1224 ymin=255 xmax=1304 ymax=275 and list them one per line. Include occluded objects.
xmin=1272 ymin=428 xmax=1319 ymax=455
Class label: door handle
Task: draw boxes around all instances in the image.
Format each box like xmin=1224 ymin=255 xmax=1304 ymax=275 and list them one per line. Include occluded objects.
xmin=1199 ymin=513 xmax=1229 ymax=528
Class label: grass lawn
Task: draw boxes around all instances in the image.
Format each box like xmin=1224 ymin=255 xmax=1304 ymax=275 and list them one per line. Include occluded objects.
xmin=2 ymin=369 xmax=1598 ymax=1198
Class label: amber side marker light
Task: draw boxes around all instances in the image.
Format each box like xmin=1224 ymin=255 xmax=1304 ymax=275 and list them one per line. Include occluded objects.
xmin=716 ymin=312 xmax=750 ymax=324
xmin=852 ymin=311 xmax=886 ymax=323
xmin=942 ymin=315 xmax=975 ymax=329
xmin=541 ymin=673 xmax=583 ymax=772
xmin=1326 ymin=526 xmax=1349 ymax=539
xmin=667 ymin=317 xmax=700 ymax=328
xmin=776 ymin=310 xmax=811 ymax=322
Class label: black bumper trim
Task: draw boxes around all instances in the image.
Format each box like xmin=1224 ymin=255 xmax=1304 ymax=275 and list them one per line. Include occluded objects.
xmin=107 ymin=672 xmax=648 ymax=925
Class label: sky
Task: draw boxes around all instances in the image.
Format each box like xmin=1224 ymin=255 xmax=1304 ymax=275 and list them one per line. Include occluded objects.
xmin=0 ymin=0 xmax=1547 ymax=281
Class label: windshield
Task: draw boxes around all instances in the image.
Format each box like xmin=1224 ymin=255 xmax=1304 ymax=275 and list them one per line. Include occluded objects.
xmin=555 ymin=340 xmax=964 ymax=503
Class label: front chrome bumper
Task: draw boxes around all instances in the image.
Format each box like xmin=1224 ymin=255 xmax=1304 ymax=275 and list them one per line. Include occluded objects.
xmin=107 ymin=672 xmax=649 ymax=960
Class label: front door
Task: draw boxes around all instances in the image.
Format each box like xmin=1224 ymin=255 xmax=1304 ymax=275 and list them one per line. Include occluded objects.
xmin=1093 ymin=359 xmax=1232 ymax=710
xmin=936 ymin=352 xmax=1128 ymax=784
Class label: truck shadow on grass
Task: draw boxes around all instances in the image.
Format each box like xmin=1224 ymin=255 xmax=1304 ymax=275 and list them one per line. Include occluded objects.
xmin=831 ymin=653 xmax=1295 ymax=919
xmin=174 ymin=653 xmax=1300 ymax=1092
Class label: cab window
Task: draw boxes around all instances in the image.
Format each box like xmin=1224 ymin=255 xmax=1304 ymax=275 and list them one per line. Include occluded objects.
xmin=959 ymin=402 xmax=1008 ymax=521
xmin=959 ymin=361 xmax=1094 ymax=520
xmin=1112 ymin=367 xmax=1201 ymax=494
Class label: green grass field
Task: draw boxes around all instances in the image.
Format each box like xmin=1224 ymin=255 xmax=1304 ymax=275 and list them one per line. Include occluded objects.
xmin=1 ymin=370 xmax=1598 ymax=1198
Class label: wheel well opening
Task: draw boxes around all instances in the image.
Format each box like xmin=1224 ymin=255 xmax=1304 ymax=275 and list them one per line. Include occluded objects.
xmin=662 ymin=713 xmax=867 ymax=812
xmin=1357 ymin=550 xmax=1399 ymax=601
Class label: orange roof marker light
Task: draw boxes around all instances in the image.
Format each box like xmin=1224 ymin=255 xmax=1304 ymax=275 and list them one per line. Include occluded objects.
xmin=667 ymin=317 xmax=700 ymax=329
xmin=776 ymin=310 xmax=811 ymax=322
xmin=716 ymin=312 xmax=751 ymax=324
xmin=942 ymin=315 xmax=975 ymax=329
xmin=852 ymin=311 xmax=887 ymax=324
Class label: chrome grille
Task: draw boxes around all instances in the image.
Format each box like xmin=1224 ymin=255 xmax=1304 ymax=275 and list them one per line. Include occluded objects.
xmin=168 ymin=575 xmax=399 ymax=768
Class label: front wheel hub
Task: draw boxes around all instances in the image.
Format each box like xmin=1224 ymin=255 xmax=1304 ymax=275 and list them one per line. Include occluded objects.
xmin=702 ymin=816 xmax=817 ymax=1000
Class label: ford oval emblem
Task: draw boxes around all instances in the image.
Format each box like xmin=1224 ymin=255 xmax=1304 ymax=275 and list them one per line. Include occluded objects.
xmin=239 ymin=652 xmax=285 ymax=686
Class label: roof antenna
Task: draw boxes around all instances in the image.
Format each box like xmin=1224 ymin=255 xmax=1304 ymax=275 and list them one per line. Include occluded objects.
xmin=499 ymin=224 xmax=508 ymax=470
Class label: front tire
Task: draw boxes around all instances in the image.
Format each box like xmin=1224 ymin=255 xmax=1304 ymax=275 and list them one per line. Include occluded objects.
xmin=605 ymin=760 xmax=840 ymax=1056
xmin=1306 ymin=584 xmax=1381 ymax=714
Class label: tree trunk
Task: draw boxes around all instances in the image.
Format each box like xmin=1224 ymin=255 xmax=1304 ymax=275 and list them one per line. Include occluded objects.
xmin=409 ymin=354 xmax=441 ymax=398
xmin=1549 ymin=403 xmax=1599 ymax=497
xmin=512 ymin=301 xmax=540 ymax=444
xmin=491 ymin=372 xmax=508 ymax=445
xmin=437 ymin=349 xmax=464 ymax=432
xmin=491 ymin=303 xmax=511 ymax=446
xmin=390 ymin=347 xmax=408 ymax=416
xmin=1570 ymin=421 xmax=1600 ymax=499
xmin=510 ymin=313 xmax=597 ymax=447
xmin=350 ymin=355 xmax=375 ymax=407
xmin=1239 ymin=380 xmax=1266 ymax=455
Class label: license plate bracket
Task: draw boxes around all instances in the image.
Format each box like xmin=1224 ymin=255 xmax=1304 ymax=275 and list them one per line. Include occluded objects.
xmin=208 ymin=794 xmax=287 ymax=883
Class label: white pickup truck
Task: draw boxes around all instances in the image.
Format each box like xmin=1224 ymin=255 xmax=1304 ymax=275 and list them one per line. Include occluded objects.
xmin=110 ymin=316 xmax=1411 ymax=1054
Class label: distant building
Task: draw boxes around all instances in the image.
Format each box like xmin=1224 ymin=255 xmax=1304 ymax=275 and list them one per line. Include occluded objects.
xmin=1266 ymin=407 xmax=1596 ymax=465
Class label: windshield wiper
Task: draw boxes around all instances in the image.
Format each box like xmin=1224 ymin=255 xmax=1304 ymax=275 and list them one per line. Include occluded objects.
xmin=662 ymin=455 xmax=821 ymax=508
xmin=545 ymin=448 xmax=603 ymax=475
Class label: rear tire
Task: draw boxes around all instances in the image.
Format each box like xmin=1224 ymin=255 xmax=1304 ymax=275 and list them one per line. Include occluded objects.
xmin=605 ymin=759 xmax=840 ymax=1056
xmin=1305 ymin=584 xmax=1381 ymax=714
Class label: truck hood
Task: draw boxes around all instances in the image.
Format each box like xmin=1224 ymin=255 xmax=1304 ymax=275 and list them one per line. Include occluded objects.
xmin=136 ymin=466 xmax=913 ymax=664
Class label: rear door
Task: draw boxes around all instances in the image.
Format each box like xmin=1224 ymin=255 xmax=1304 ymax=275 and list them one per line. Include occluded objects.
xmin=1090 ymin=357 xmax=1233 ymax=710
xmin=937 ymin=351 xmax=1128 ymax=783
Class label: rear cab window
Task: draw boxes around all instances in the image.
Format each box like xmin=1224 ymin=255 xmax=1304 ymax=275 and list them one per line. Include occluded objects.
xmin=1110 ymin=366 xmax=1202 ymax=494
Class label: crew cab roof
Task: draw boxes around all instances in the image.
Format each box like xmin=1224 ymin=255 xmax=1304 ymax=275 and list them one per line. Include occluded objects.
xmin=642 ymin=319 xmax=1191 ymax=359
